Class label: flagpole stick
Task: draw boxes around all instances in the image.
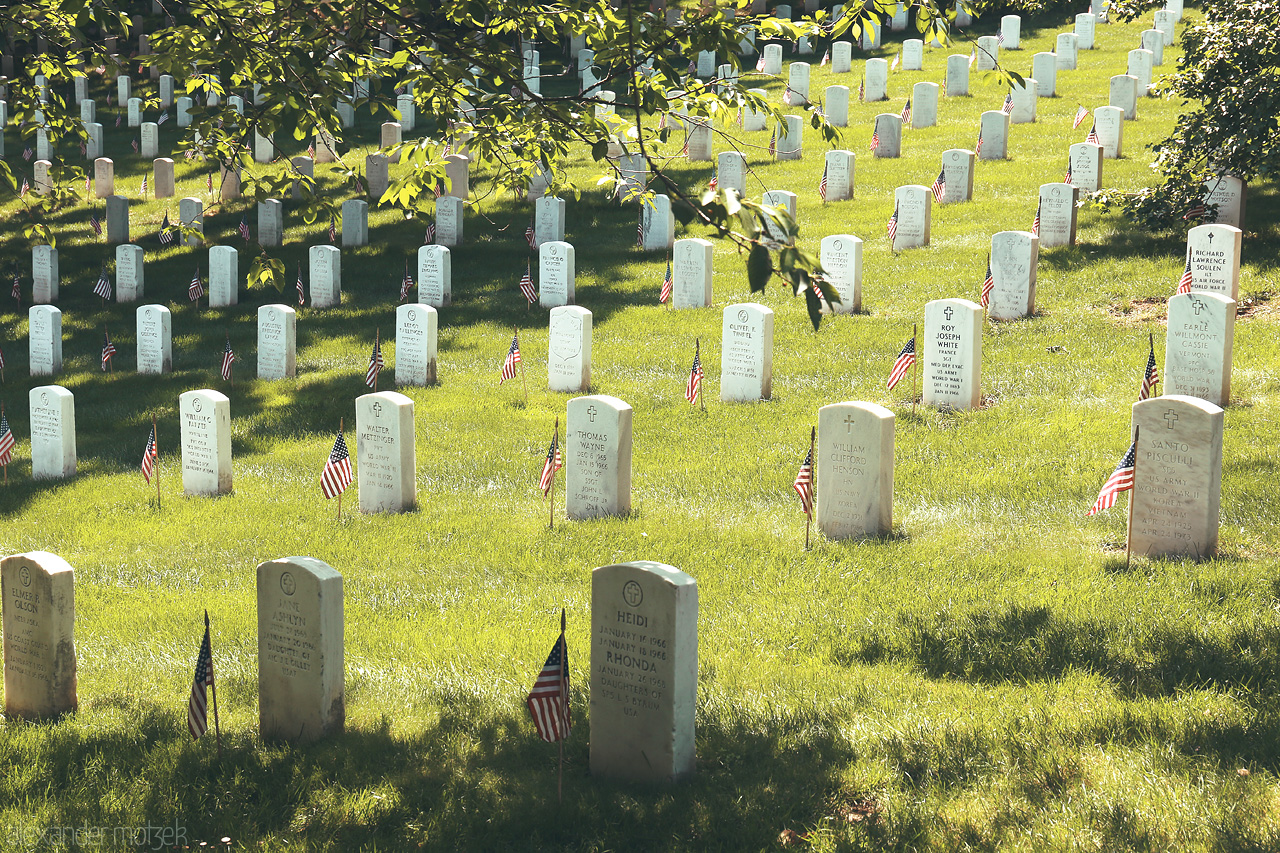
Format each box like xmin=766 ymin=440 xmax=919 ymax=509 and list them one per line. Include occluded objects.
xmin=1125 ymin=425 xmax=1140 ymax=570
xmin=518 ymin=328 xmax=528 ymax=403
xmin=558 ymin=607 xmax=567 ymax=806
xmin=697 ymin=339 xmax=705 ymax=412
xmin=106 ymin=325 xmax=112 ymax=372
xmin=337 ymin=417 xmax=344 ymax=522
xmin=1150 ymin=332 xmax=1158 ymax=396
xmin=153 ymin=413 xmax=160 ymax=510
xmin=805 ymin=426 xmax=814 ymax=550
xmin=206 ymin=609 xmax=223 ymax=759
xmin=374 ymin=328 xmax=380 ymax=392
xmin=912 ymin=323 xmax=918 ymax=417
xmin=550 ymin=418 xmax=558 ymax=530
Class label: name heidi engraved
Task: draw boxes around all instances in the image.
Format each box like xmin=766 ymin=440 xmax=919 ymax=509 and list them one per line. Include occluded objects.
xmin=595 ymin=614 xmax=668 ymax=716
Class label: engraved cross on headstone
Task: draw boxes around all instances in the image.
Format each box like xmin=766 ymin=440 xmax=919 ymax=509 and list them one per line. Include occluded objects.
xmin=844 ymin=414 xmax=856 ymax=432
xmin=1192 ymin=298 xmax=1205 ymax=315
xmin=943 ymin=306 xmax=954 ymax=321
xmin=587 ymin=405 xmax=597 ymax=422
xmin=1163 ymin=410 xmax=1179 ymax=429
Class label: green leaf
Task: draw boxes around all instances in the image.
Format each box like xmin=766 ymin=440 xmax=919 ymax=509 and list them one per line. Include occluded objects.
xmin=746 ymin=243 xmax=772 ymax=293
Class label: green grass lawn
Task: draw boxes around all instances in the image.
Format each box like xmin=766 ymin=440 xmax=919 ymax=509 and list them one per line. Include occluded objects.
xmin=2 ymin=6 xmax=1280 ymax=851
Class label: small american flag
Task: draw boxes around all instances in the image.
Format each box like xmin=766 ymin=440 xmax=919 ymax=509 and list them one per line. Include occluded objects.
xmin=821 ymin=49 xmax=830 ymax=66
xmin=189 ymin=267 xmax=204 ymax=301
xmin=783 ymin=85 xmax=793 ymax=106
xmin=500 ymin=332 xmax=522 ymax=383
xmin=399 ymin=261 xmax=413 ymax=303
xmin=538 ymin=427 xmax=563 ymax=495
xmin=141 ymin=426 xmax=158 ymax=483
xmin=886 ymin=203 xmax=899 ymax=243
xmin=997 ymin=30 xmax=1005 ymax=46
xmin=1085 ymin=122 xmax=1100 ymax=146
xmin=900 ymin=98 xmax=911 ymax=126
xmin=930 ymin=168 xmax=946 ymax=202
xmin=969 ymin=47 xmax=976 ymax=67
xmin=1086 ymin=441 xmax=1136 ymax=516
xmin=975 ymin=131 xmax=984 ymax=157
xmin=1177 ymin=252 xmax=1194 ymax=294
xmin=1032 ymin=199 xmax=1041 ymax=236
xmin=981 ymin=255 xmax=994 ymax=308
xmin=158 ymin=110 xmax=169 ymax=125
xmin=755 ymin=55 xmax=765 ymax=72
xmin=94 ymin=266 xmax=112 ymax=301
xmin=159 ymin=212 xmax=174 ymax=245
xmin=869 ymin=119 xmax=880 ymax=152
xmin=221 ymin=336 xmax=235 ymax=381
xmin=140 ymin=174 xmax=148 ymax=197
xmin=660 ymin=258 xmax=673 ymax=304
xmin=708 ymin=176 xmax=718 ymax=192
xmin=1139 ymin=339 xmax=1160 ymax=401
xmin=818 ymin=163 xmax=828 ymax=202
xmin=207 ymin=172 xmax=214 ymax=194
xmin=1182 ymin=201 xmax=1208 ymax=220
xmin=328 ymin=217 xmax=337 ymax=243
xmin=684 ymin=340 xmax=703 ymax=404
xmin=307 ymin=143 xmax=316 ymax=159
xmin=11 ymin=273 xmax=19 ymax=302
xmin=132 ymin=138 xmax=139 ymax=153
xmin=793 ymin=445 xmax=814 ymax=516
xmin=525 ymin=221 xmax=536 ymax=250
xmin=1002 ymin=91 xmax=1015 ymax=115
xmin=858 ymin=78 xmax=865 ymax=102
xmin=116 ymin=113 xmax=122 ymax=127
xmin=238 ymin=214 xmax=251 ymax=241
xmin=0 ymin=411 xmax=14 ymax=467
xmin=20 ymin=177 xmax=29 ymax=197
xmin=188 ymin=619 xmax=215 ymax=739
xmin=891 ymin=51 xmax=900 ymax=71
xmin=296 ymin=266 xmax=305 ymax=306
xmin=526 ymin=627 xmax=570 ymax=743
xmin=519 ymin=262 xmax=537 ymax=304
xmin=1064 ymin=160 xmax=1074 ymax=185
xmin=22 ymin=146 xmax=33 ymax=161
xmin=90 ymin=210 xmax=102 ymax=236
xmin=424 ymin=222 xmax=436 ymax=244
xmin=365 ymin=336 xmax=384 ymax=388
xmin=100 ymin=332 xmax=117 ymax=371
xmin=768 ymin=130 xmax=776 ymax=157
xmin=637 ymin=209 xmax=647 ymax=248
xmin=1073 ymin=105 xmax=1089 ymax=129
xmin=79 ymin=140 xmax=87 ymax=157
xmin=887 ymin=335 xmax=916 ymax=390
xmin=320 ymin=429 xmax=353 ymax=499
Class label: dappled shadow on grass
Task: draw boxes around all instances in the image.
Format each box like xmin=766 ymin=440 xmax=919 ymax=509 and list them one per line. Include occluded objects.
xmin=3 ymin=694 xmax=860 ymax=852
xmin=830 ymin=602 xmax=1280 ymax=703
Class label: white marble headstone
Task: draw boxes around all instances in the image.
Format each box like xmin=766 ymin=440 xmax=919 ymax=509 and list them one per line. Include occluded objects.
xmin=719 ymin=303 xmax=773 ymax=402
xmin=1206 ymin=175 xmax=1246 ymax=229
xmin=1036 ymin=183 xmax=1078 ymax=248
xmin=1001 ymin=15 xmax=1021 ymax=49
xmin=988 ymin=230 xmax=1039 ymax=320
xmin=136 ymin=304 xmax=172 ymax=374
xmin=1094 ymin=106 xmax=1124 ymax=159
xmin=115 ymin=244 xmax=144 ymax=302
xmin=1032 ymin=52 xmax=1057 ymax=97
xmin=1185 ymin=224 xmax=1242 ymax=300
xmin=822 ymin=150 xmax=854 ymax=202
xmin=566 ymin=395 xmax=633 ymax=520
xmin=435 ymin=196 xmax=464 ymax=247
xmin=28 ymin=385 xmax=75 ymax=478
xmin=1128 ymin=49 xmax=1153 ymax=97
xmin=1110 ymin=75 xmax=1138 ymax=121
xmin=891 ymin=185 xmax=930 ymax=250
xmin=912 ymin=82 xmax=939 ymax=129
xmin=341 ymin=199 xmax=368 ymax=247
xmin=28 ymin=306 xmax=62 ymax=377
xmin=534 ymin=196 xmax=566 ymax=249
xmin=716 ymin=151 xmax=746 ymax=194
xmin=179 ymin=196 xmax=203 ymax=246
xmin=672 ymin=238 xmax=713 ymax=309
xmin=1164 ymin=293 xmax=1235 ymax=408
xmin=1 ymin=551 xmax=77 ymax=720
xmin=817 ymin=401 xmax=894 ymax=539
xmin=539 ymin=241 xmax=575 ymax=308
xmin=923 ymin=298 xmax=982 ymax=410
xmin=864 ymin=58 xmax=888 ymax=102
xmin=179 ymin=389 xmax=232 ymax=496
xmin=415 ymin=245 xmax=451 ymax=308
xmin=872 ymin=114 xmax=902 ymax=158
xmin=309 ymin=245 xmax=341 ymax=309
xmin=946 ymin=54 xmax=969 ymax=97
xmin=548 ymin=306 xmax=592 ymax=393
xmin=209 ymin=245 xmax=239 ymax=307
xmin=1068 ymin=142 xmax=1103 ymax=192
xmin=819 ymin=234 xmax=862 ymax=314
xmin=356 ymin=391 xmax=417 ymax=513
xmin=978 ymin=110 xmax=1009 ymax=160
xmin=641 ymin=195 xmax=675 ymax=252
xmin=32 ymin=245 xmax=58 ymax=304
xmin=394 ymin=304 xmax=438 ymax=387
xmin=941 ymin=148 xmax=974 ymax=204
xmin=257 ymin=305 xmax=296 ymax=380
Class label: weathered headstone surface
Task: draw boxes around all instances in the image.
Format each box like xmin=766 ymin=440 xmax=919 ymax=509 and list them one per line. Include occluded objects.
xmin=903 ymin=39 xmax=924 ymax=70
xmin=822 ymin=150 xmax=854 ymax=202
xmin=416 ymin=245 xmax=451 ymax=308
xmin=831 ymin=41 xmax=852 ymax=74
xmin=865 ymin=58 xmax=888 ymax=102
xmin=978 ymin=110 xmax=1009 ymax=160
xmin=141 ymin=121 xmax=159 ymax=158
xmin=816 ymin=402 xmax=894 ymax=539
xmin=672 ymin=238 xmax=713 ymax=309
xmin=1185 ymin=224 xmax=1242 ymax=300
xmin=209 ymin=245 xmax=239 ymax=307
xmin=341 ymin=199 xmax=368 ymax=247
xmin=1164 ymin=292 xmax=1235 ymax=408
xmin=777 ymin=115 xmax=803 ymax=160
xmin=548 ymin=306 xmax=592 ymax=393
xmin=257 ymin=305 xmax=296 ymax=381
xmin=1110 ymin=74 xmax=1138 ymax=120
xmin=539 ymin=241 xmax=576 ymax=308
xmin=923 ymin=298 xmax=982 ymax=410
xmin=179 ymin=389 xmax=232 ymax=496
xmin=1140 ymin=29 xmax=1164 ymax=65
xmin=355 ymin=391 xmax=417 ymax=513
xmin=534 ymin=195 xmax=566 ymax=249
xmin=394 ymin=304 xmax=438 ymax=387
xmin=946 ymin=54 xmax=970 ymax=97
xmin=105 ymin=195 xmax=129 ymax=243
xmin=435 ymin=196 xmax=464 ymax=247
xmin=258 ymin=199 xmax=283 ymax=248
xmin=1 ymin=551 xmax=77 ymax=720
xmin=28 ymin=306 xmax=62 ymax=377
xmin=379 ymin=122 xmax=402 ymax=163
xmin=566 ymin=395 xmax=633 ymax=520
xmin=116 ymin=244 xmax=144 ymax=302
xmin=641 ymin=194 xmax=675 ymax=252
xmin=975 ymin=35 xmax=999 ymax=71
xmin=787 ymin=61 xmax=811 ymax=105
xmin=1129 ymin=395 xmax=1224 ymax=560
xmin=1128 ymin=48 xmax=1154 ymax=97
xmin=819 ymin=234 xmax=862 ymax=314
xmin=444 ymin=154 xmax=470 ymax=199
xmin=1001 ymin=15 xmax=1021 ymax=49
xmin=716 ymin=151 xmax=746 ymax=194
xmin=1036 ymin=183 xmax=1078 ymax=248
xmin=761 ymin=44 xmax=782 ymax=76
xmin=176 ymin=95 xmax=193 ymax=127
xmin=220 ymin=162 xmax=242 ymax=201
xmin=309 ymin=245 xmax=341 ymax=309
xmin=1075 ymin=13 xmax=1097 ymax=50
xmin=257 ymin=556 xmax=345 ymax=742
xmin=1068 ymin=142 xmax=1103 ymax=192
xmin=589 ymin=561 xmax=697 ymax=784
xmin=891 ymin=185 xmax=931 ymax=250
xmin=1032 ymin=52 xmax=1057 ymax=97
xmin=127 ymin=96 xmax=142 ymax=127
xmin=32 ymin=160 xmax=52 ymax=195
xmin=179 ymin=196 xmax=203 ymax=246
xmin=941 ymin=148 xmax=974 ymax=203
xmin=912 ymin=81 xmax=939 ymax=128
xmin=1094 ymin=105 xmax=1124 ymax=159
xmin=136 ymin=304 xmax=172 ymax=374
xmin=872 ymin=113 xmax=902 ymax=159
xmin=94 ymin=157 xmax=115 ymax=198
xmin=1206 ymin=175 xmax=1246 ymax=229
xmin=718 ymin=303 xmax=773 ymax=402
xmin=154 ymin=157 xmax=175 ymax=198
xmin=1055 ymin=33 xmax=1078 ymax=69
xmin=32 ymin=245 xmax=58 ymax=304
xmin=290 ymin=156 xmax=314 ymax=200
xmin=988 ymin=230 xmax=1039 ymax=320
xmin=743 ymin=87 xmax=769 ymax=131
xmin=28 ymin=385 xmax=75 ymax=478
xmin=85 ymin=122 xmax=103 ymax=161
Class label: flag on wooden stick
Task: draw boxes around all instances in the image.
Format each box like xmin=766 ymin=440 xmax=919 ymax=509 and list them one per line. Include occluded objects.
xmin=1087 ymin=442 xmax=1136 ymax=516
xmin=526 ymin=613 xmax=570 ymax=743
xmin=188 ymin=617 xmax=216 ymax=739
xmin=321 ymin=428 xmax=353 ymax=499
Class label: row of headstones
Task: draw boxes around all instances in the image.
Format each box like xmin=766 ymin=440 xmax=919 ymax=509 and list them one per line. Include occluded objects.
xmin=1 ymin=550 xmax=699 ymax=782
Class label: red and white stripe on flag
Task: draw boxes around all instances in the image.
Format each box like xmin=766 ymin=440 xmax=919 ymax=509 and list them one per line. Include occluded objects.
xmin=526 ymin=635 xmax=570 ymax=742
